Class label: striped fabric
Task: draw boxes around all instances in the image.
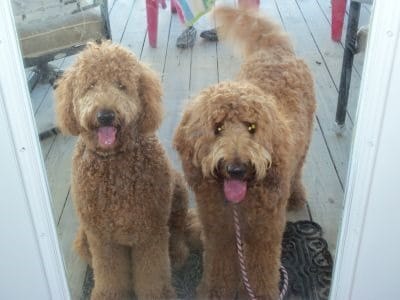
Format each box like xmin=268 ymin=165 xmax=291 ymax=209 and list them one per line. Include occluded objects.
xmin=175 ymin=0 xmax=215 ymax=25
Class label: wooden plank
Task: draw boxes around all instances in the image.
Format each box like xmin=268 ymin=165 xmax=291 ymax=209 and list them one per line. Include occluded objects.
xmin=303 ymin=122 xmax=344 ymax=255
xmin=158 ymin=15 xmax=192 ymax=168
xmin=45 ymin=135 xmax=76 ymax=224
xmin=109 ymin=0 xmax=136 ymax=42
xmin=216 ymin=42 xmax=241 ymax=82
xmin=34 ymin=88 xmax=56 ymax=134
xmin=287 ymin=206 xmax=311 ymax=222
xmin=293 ymin=0 xmax=361 ymax=123
xmin=40 ymin=135 xmax=56 ymax=160
xmin=311 ymin=0 xmax=371 ymax=120
xmin=275 ymin=0 xmax=352 ymax=187
xmin=261 ymin=0 xmax=283 ymax=25
xmin=34 ymin=56 xmax=76 ymax=135
xmin=119 ymin=0 xmax=147 ymax=54
xmin=30 ymin=59 xmax=64 ymax=114
xmin=216 ymin=0 xmax=241 ymax=83
xmin=140 ymin=5 xmax=171 ymax=72
xmin=31 ymin=83 xmax=53 ymax=115
xmin=57 ymin=192 xmax=87 ymax=300
xmin=108 ymin=0 xmax=117 ymax=12
xmin=189 ymin=15 xmax=219 ymax=96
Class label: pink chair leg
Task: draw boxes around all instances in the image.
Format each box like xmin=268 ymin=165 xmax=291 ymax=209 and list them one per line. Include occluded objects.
xmin=171 ymin=0 xmax=177 ymax=14
xmin=331 ymin=0 xmax=347 ymax=41
xmin=238 ymin=0 xmax=260 ymax=9
xmin=146 ymin=0 xmax=158 ymax=48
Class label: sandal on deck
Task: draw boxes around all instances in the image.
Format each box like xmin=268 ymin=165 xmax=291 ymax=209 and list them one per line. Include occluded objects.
xmin=176 ymin=26 xmax=197 ymax=48
xmin=200 ymin=28 xmax=218 ymax=42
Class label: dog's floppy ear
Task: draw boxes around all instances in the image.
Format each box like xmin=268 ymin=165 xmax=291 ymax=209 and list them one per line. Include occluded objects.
xmin=173 ymin=101 xmax=206 ymax=164
xmin=173 ymin=103 xmax=198 ymax=162
xmin=137 ymin=63 xmax=163 ymax=134
xmin=54 ymin=70 xmax=80 ymax=136
xmin=173 ymin=111 xmax=190 ymax=158
xmin=173 ymin=107 xmax=205 ymax=186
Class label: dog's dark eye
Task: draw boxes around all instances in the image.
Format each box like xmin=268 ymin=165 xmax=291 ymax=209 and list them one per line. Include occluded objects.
xmin=88 ymin=82 xmax=96 ymax=90
xmin=214 ymin=123 xmax=224 ymax=135
xmin=247 ymin=123 xmax=256 ymax=134
xmin=117 ymin=81 xmax=126 ymax=90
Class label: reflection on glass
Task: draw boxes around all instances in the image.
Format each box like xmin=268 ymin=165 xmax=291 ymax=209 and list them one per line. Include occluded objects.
xmin=10 ymin=0 xmax=371 ymax=298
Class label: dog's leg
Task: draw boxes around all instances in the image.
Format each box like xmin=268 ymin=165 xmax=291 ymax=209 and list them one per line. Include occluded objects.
xmin=236 ymin=246 xmax=281 ymax=300
xmin=87 ymin=236 xmax=132 ymax=300
xmin=184 ymin=208 xmax=203 ymax=250
xmin=168 ymin=172 xmax=190 ymax=269
xmin=236 ymin=229 xmax=283 ymax=300
xmin=74 ymin=225 xmax=92 ymax=266
xmin=196 ymin=237 xmax=239 ymax=300
xmin=287 ymin=157 xmax=307 ymax=210
xmin=132 ymin=230 xmax=176 ymax=299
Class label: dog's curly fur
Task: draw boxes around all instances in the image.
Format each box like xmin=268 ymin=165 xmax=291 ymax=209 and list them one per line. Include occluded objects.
xmin=173 ymin=7 xmax=316 ymax=299
xmin=55 ymin=41 xmax=192 ymax=300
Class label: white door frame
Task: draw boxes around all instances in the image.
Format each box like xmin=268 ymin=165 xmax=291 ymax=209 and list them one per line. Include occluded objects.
xmin=0 ymin=0 xmax=70 ymax=298
xmin=330 ymin=0 xmax=400 ymax=299
xmin=1 ymin=0 xmax=399 ymax=299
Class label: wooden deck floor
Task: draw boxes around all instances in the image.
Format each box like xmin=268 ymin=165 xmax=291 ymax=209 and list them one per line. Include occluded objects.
xmin=27 ymin=0 xmax=371 ymax=298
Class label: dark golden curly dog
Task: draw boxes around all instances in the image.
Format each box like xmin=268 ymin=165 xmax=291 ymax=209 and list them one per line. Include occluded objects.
xmin=174 ymin=7 xmax=316 ymax=300
xmin=55 ymin=41 xmax=193 ymax=300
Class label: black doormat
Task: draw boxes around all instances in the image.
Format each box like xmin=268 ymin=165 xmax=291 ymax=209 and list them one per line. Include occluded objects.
xmin=281 ymin=221 xmax=333 ymax=300
xmin=82 ymin=221 xmax=333 ymax=300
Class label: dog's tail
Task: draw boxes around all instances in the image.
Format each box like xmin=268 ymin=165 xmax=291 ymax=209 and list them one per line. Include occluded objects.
xmin=213 ymin=6 xmax=293 ymax=58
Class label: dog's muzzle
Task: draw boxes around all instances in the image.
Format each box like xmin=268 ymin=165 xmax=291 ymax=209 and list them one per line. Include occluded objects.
xmin=226 ymin=162 xmax=247 ymax=180
xmin=217 ymin=160 xmax=255 ymax=204
xmin=96 ymin=109 xmax=118 ymax=148
xmin=97 ymin=109 xmax=115 ymax=126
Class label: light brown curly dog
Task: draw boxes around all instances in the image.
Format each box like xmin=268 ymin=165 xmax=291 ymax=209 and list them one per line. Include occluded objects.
xmin=55 ymin=41 xmax=192 ymax=300
xmin=174 ymin=7 xmax=316 ymax=300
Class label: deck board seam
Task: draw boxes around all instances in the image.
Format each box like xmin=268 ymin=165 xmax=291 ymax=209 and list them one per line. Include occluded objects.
xmin=57 ymin=187 xmax=71 ymax=226
xmin=316 ymin=115 xmax=345 ymax=190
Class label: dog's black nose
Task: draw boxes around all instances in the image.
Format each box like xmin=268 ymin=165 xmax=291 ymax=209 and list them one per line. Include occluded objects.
xmin=226 ymin=163 xmax=247 ymax=180
xmin=97 ymin=110 xmax=115 ymax=126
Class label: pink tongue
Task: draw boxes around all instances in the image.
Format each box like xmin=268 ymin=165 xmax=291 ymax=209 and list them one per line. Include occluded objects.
xmin=97 ymin=126 xmax=117 ymax=147
xmin=224 ymin=180 xmax=247 ymax=203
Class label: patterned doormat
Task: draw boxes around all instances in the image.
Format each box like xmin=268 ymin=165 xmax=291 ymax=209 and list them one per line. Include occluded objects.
xmin=82 ymin=221 xmax=333 ymax=300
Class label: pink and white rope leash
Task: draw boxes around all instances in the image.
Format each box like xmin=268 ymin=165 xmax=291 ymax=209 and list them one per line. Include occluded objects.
xmin=232 ymin=205 xmax=289 ymax=300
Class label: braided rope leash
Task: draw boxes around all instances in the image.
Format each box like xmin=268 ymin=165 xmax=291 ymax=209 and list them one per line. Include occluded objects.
xmin=279 ymin=265 xmax=289 ymax=300
xmin=232 ymin=205 xmax=289 ymax=300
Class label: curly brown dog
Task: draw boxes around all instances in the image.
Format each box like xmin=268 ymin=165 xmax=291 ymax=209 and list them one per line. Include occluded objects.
xmin=173 ymin=7 xmax=316 ymax=300
xmin=55 ymin=41 xmax=192 ymax=300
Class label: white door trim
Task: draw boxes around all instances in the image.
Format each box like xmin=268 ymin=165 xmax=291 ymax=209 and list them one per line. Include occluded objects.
xmin=0 ymin=0 xmax=70 ymax=298
xmin=330 ymin=0 xmax=400 ymax=299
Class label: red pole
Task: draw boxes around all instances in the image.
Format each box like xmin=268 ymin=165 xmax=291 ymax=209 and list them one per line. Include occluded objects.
xmin=331 ymin=0 xmax=347 ymax=41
